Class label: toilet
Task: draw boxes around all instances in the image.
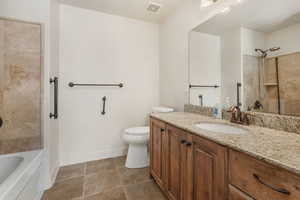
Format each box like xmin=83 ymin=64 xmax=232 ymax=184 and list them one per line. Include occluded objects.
xmin=123 ymin=106 xmax=174 ymax=168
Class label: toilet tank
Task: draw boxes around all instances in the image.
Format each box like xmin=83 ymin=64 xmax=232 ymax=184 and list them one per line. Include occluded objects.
xmin=152 ymin=106 xmax=174 ymax=113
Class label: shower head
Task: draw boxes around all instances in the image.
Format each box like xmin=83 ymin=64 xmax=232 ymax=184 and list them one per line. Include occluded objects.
xmin=255 ymin=48 xmax=265 ymax=54
xmin=255 ymin=47 xmax=280 ymax=58
xmin=255 ymin=48 xmax=268 ymax=58
xmin=269 ymin=47 xmax=281 ymax=51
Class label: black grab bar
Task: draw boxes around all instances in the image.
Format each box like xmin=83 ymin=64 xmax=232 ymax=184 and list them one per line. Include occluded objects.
xmin=237 ymin=82 xmax=242 ymax=108
xmin=68 ymin=82 xmax=123 ymax=88
xmin=50 ymin=77 xmax=58 ymax=119
xmin=189 ymin=84 xmax=219 ymax=88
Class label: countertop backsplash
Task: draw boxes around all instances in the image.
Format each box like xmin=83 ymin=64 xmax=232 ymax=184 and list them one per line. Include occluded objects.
xmin=184 ymin=104 xmax=214 ymax=117
xmin=184 ymin=104 xmax=300 ymax=135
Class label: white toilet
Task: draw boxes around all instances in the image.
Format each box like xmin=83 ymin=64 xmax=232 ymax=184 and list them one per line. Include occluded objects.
xmin=123 ymin=106 xmax=174 ymax=168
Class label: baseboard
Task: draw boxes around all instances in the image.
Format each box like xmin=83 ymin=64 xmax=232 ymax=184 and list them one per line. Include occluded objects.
xmin=50 ymin=165 xmax=59 ymax=185
xmin=60 ymin=146 xmax=128 ymax=166
xmin=41 ymin=160 xmax=59 ymax=190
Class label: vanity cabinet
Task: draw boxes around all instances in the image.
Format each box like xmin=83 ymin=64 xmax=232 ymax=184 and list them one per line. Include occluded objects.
xmin=150 ymin=117 xmax=300 ymax=200
xmin=229 ymin=150 xmax=300 ymax=200
xmin=150 ymin=117 xmax=228 ymax=200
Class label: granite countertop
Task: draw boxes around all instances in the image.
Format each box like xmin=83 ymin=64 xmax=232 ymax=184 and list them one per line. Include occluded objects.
xmin=150 ymin=112 xmax=300 ymax=176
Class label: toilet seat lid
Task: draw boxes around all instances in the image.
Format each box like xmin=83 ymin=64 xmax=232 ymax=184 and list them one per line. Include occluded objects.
xmin=125 ymin=126 xmax=149 ymax=135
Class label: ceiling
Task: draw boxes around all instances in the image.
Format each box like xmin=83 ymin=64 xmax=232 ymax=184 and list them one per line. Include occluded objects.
xmin=194 ymin=0 xmax=300 ymax=34
xmin=59 ymin=0 xmax=183 ymax=23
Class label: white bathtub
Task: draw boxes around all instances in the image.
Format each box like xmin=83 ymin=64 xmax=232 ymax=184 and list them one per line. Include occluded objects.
xmin=0 ymin=150 xmax=43 ymax=200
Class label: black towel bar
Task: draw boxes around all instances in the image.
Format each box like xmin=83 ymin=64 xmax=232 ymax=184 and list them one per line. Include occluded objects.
xmin=68 ymin=82 xmax=124 ymax=88
xmin=189 ymin=84 xmax=219 ymax=88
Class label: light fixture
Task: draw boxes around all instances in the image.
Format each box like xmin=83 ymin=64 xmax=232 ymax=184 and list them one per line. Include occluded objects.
xmin=217 ymin=0 xmax=245 ymax=14
xmin=219 ymin=6 xmax=231 ymax=14
xmin=201 ymin=0 xmax=221 ymax=8
xmin=147 ymin=2 xmax=162 ymax=12
xmin=234 ymin=0 xmax=247 ymax=5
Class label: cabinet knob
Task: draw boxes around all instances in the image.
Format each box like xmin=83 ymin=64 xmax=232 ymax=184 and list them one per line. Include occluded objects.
xmin=160 ymin=128 xmax=165 ymax=132
xmin=186 ymin=142 xmax=192 ymax=147
xmin=181 ymin=140 xmax=187 ymax=144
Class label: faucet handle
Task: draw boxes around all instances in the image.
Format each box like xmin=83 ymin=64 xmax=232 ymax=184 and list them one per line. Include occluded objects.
xmin=242 ymin=112 xmax=250 ymax=125
xmin=227 ymin=106 xmax=236 ymax=112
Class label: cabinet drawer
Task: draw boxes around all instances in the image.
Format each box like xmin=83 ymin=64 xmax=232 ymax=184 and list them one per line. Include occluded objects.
xmin=229 ymin=150 xmax=300 ymax=200
xmin=229 ymin=185 xmax=254 ymax=200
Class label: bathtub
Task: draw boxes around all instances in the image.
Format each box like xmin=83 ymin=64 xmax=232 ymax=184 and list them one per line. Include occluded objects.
xmin=0 ymin=150 xmax=43 ymax=200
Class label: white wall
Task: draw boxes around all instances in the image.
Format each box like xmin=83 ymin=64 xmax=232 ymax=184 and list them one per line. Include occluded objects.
xmin=220 ymin=28 xmax=242 ymax=107
xmin=159 ymin=0 xmax=242 ymax=111
xmin=242 ymin=28 xmax=266 ymax=56
xmin=59 ymin=5 xmax=159 ymax=165
xmin=189 ymin=31 xmax=221 ymax=107
xmin=266 ymin=23 xmax=300 ymax=57
xmin=0 ymin=0 xmax=60 ymax=189
xmin=240 ymin=23 xmax=300 ymax=58
xmin=48 ymin=0 xmax=60 ymax=187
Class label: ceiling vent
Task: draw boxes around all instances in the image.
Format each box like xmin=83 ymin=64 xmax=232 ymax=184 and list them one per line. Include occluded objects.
xmin=147 ymin=2 xmax=162 ymax=13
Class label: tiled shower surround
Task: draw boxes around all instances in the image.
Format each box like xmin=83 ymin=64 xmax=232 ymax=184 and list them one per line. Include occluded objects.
xmin=243 ymin=53 xmax=300 ymax=116
xmin=0 ymin=18 xmax=42 ymax=154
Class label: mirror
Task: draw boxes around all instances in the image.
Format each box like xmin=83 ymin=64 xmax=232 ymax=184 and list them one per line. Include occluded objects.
xmin=189 ymin=0 xmax=300 ymax=116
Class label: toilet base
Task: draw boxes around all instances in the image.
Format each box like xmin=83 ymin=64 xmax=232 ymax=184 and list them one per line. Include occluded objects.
xmin=125 ymin=143 xmax=149 ymax=168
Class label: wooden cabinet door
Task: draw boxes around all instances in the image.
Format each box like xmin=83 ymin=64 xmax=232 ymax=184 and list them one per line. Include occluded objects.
xmin=150 ymin=118 xmax=167 ymax=188
xmin=166 ymin=125 xmax=188 ymax=200
xmin=190 ymin=136 xmax=228 ymax=200
xmin=182 ymin=134 xmax=194 ymax=200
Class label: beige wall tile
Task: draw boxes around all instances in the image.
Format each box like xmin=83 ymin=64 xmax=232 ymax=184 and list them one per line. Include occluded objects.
xmin=0 ymin=136 xmax=42 ymax=154
xmin=0 ymin=19 xmax=41 ymax=154
xmin=4 ymin=20 xmax=41 ymax=53
xmin=0 ymin=20 xmax=4 ymax=139
xmin=278 ymin=52 xmax=300 ymax=116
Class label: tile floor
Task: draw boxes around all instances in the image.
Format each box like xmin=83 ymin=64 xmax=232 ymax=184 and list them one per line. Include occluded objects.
xmin=42 ymin=156 xmax=167 ymax=200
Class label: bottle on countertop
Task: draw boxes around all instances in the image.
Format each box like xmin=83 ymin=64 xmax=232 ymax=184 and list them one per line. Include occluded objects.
xmin=224 ymin=97 xmax=231 ymax=110
xmin=213 ymin=97 xmax=222 ymax=119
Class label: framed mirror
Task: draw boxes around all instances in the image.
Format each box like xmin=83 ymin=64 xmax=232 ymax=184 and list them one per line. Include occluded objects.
xmin=188 ymin=0 xmax=300 ymax=116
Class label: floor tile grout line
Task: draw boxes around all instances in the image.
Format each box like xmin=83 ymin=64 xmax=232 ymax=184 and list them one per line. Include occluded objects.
xmin=123 ymin=185 xmax=130 ymax=200
xmin=44 ymin=157 xmax=162 ymax=200
xmin=55 ymin=174 xmax=83 ymax=183
xmin=82 ymin=162 xmax=87 ymax=199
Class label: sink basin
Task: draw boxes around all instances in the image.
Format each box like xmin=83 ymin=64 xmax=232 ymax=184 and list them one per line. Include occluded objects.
xmin=195 ymin=123 xmax=249 ymax=134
